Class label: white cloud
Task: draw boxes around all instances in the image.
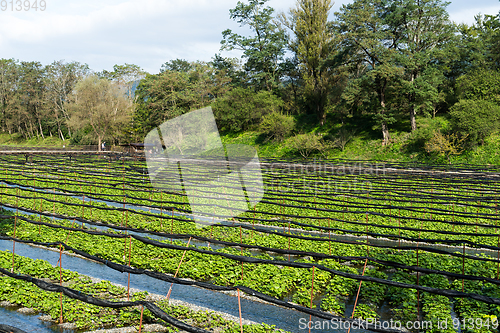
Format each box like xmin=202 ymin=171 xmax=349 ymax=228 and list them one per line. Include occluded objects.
xmin=1 ymin=0 xmax=499 ymax=73
xmin=449 ymin=4 xmax=500 ymax=25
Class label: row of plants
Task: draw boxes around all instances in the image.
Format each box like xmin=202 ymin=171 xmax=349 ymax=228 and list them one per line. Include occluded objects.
xmin=2 ymin=160 xmax=499 ymax=251
xmin=3 ymin=156 xmax=498 ymax=245
xmin=2 ymin=207 xmax=500 ymax=332
xmin=1 ymin=156 xmax=500 ymax=331
xmin=0 ymin=249 xmax=285 ymax=332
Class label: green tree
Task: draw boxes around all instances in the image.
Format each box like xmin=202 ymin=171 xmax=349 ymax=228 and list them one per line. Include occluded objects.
xmin=278 ymin=0 xmax=336 ymax=124
xmin=212 ymin=87 xmax=283 ymax=132
xmin=0 ymin=59 xmax=18 ymax=134
xmin=98 ymin=63 xmax=146 ymax=101
xmin=335 ymin=0 xmax=402 ymax=145
xmin=455 ymin=68 xmax=500 ymax=104
xmin=259 ymin=111 xmax=295 ymax=141
xmin=449 ymin=99 xmax=500 ymax=146
xmin=220 ymin=0 xmax=288 ymax=91
xmin=133 ymin=61 xmax=230 ymax=139
xmin=67 ymin=75 xmax=131 ymax=150
xmin=45 ymin=60 xmax=89 ymax=140
xmin=17 ymin=61 xmax=47 ymax=139
xmin=386 ymin=0 xmax=456 ymax=131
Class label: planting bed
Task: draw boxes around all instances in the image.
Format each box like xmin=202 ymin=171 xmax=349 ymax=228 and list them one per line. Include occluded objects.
xmin=0 ymin=154 xmax=499 ymax=332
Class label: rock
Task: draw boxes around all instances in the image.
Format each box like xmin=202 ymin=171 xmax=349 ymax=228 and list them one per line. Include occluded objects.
xmin=17 ymin=307 xmax=35 ymax=314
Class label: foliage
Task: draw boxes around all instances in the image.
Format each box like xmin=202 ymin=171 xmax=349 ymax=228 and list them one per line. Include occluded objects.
xmin=388 ymin=0 xmax=455 ymax=131
xmin=259 ymin=112 xmax=295 ymax=142
xmin=327 ymin=127 xmax=356 ymax=151
xmin=45 ymin=60 xmax=90 ymax=141
xmin=449 ymin=99 xmax=500 ymax=147
xmin=133 ymin=61 xmax=230 ymax=139
xmin=334 ymin=0 xmax=403 ymax=145
xmin=220 ymin=0 xmax=288 ymax=91
xmin=67 ymin=75 xmax=132 ymax=150
xmin=455 ymin=68 xmax=500 ymax=104
xmin=424 ymin=130 xmax=468 ymax=163
xmin=285 ymin=132 xmax=329 ymax=158
xmin=278 ymin=0 xmax=338 ymax=124
xmin=212 ymin=87 xmax=284 ymax=132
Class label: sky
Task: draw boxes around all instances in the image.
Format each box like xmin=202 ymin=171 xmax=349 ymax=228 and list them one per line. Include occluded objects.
xmin=0 ymin=0 xmax=499 ymax=74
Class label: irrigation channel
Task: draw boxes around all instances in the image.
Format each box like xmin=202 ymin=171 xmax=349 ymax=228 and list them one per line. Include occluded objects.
xmin=0 ymin=153 xmax=499 ymax=332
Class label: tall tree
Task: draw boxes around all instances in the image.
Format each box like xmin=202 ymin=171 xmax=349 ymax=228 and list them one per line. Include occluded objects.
xmin=99 ymin=63 xmax=146 ymax=100
xmin=67 ymin=75 xmax=131 ymax=150
xmin=17 ymin=61 xmax=47 ymax=139
xmin=278 ymin=0 xmax=336 ymax=124
xmin=385 ymin=0 xmax=455 ymax=131
xmin=133 ymin=61 xmax=230 ymax=139
xmin=335 ymin=0 xmax=402 ymax=145
xmin=45 ymin=60 xmax=89 ymax=140
xmin=220 ymin=0 xmax=288 ymax=91
xmin=0 ymin=59 xmax=18 ymax=133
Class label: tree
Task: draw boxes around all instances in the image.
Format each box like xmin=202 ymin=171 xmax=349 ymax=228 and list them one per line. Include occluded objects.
xmin=0 ymin=59 xmax=18 ymax=133
xmin=160 ymin=59 xmax=193 ymax=73
xmin=278 ymin=0 xmax=336 ymax=124
xmin=17 ymin=61 xmax=47 ymax=139
xmin=212 ymin=87 xmax=284 ymax=132
xmin=455 ymin=68 xmax=500 ymax=104
xmin=220 ymin=0 xmax=288 ymax=91
xmin=449 ymin=99 xmax=500 ymax=146
xmin=45 ymin=60 xmax=89 ymax=140
xmin=259 ymin=111 xmax=295 ymax=141
xmin=67 ymin=75 xmax=131 ymax=150
xmin=98 ymin=63 xmax=146 ymax=102
xmin=449 ymin=68 xmax=500 ymax=146
xmin=335 ymin=0 xmax=403 ymax=145
xmin=424 ymin=130 xmax=467 ymax=163
xmin=386 ymin=0 xmax=455 ymax=131
xmin=133 ymin=61 xmax=230 ymax=139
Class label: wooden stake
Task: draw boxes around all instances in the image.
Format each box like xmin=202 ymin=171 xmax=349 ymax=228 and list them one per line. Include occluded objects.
xmin=348 ymin=258 xmax=368 ymax=333
xmin=166 ymin=237 xmax=192 ymax=300
xmin=308 ymin=266 xmax=316 ymax=333
xmin=462 ymin=242 xmax=465 ymax=293
xmin=237 ymin=288 xmax=243 ymax=333
xmin=127 ymin=236 xmax=132 ymax=300
xmin=11 ymin=196 xmax=18 ymax=273
xmin=328 ymin=218 xmax=331 ymax=255
xmin=59 ymin=243 xmax=63 ymax=324
xmin=138 ymin=305 xmax=144 ymax=333
xmin=240 ymin=226 xmax=244 ymax=280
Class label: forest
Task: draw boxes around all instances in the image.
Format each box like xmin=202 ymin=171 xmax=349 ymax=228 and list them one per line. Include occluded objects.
xmin=0 ymin=0 xmax=499 ymax=161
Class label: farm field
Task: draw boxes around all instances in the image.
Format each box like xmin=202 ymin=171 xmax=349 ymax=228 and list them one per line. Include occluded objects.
xmin=0 ymin=153 xmax=499 ymax=332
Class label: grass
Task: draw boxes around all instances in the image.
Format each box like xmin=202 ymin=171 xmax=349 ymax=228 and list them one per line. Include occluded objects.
xmin=0 ymin=133 xmax=67 ymax=147
xmin=1 ymin=113 xmax=499 ymax=165
xmin=221 ymin=114 xmax=500 ymax=165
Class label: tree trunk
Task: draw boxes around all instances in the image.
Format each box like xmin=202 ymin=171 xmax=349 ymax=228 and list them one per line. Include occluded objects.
xmin=98 ymin=136 xmax=102 ymax=152
xmin=377 ymin=77 xmax=391 ymax=146
xmin=38 ymin=119 xmax=45 ymax=139
xmin=409 ymin=72 xmax=417 ymax=132
xmin=59 ymin=127 xmax=65 ymax=141
xmin=410 ymin=105 xmax=417 ymax=131
xmin=382 ymin=121 xmax=391 ymax=146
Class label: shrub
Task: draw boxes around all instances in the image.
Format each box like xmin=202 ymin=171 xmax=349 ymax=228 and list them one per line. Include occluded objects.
xmin=327 ymin=127 xmax=356 ymax=151
xmin=286 ymin=133 xmax=329 ymax=158
xmin=456 ymin=68 xmax=500 ymax=104
xmin=212 ymin=87 xmax=284 ymax=132
xmin=449 ymin=99 xmax=500 ymax=146
xmin=259 ymin=112 xmax=295 ymax=142
xmin=424 ymin=130 xmax=467 ymax=164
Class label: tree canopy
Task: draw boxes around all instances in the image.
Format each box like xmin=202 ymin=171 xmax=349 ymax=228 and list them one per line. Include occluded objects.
xmin=1 ymin=0 xmax=500 ymax=155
